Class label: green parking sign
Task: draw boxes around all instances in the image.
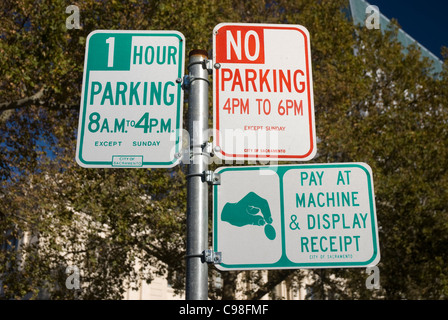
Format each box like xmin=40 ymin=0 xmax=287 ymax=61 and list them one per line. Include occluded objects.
xmin=76 ymin=30 xmax=185 ymax=168
xmin=213 ymin=163 xmax=380 ymax=270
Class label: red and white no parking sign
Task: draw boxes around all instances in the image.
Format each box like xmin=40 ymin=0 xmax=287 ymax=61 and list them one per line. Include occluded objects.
xmin=213 ymin=23 xmax=316 ymax=161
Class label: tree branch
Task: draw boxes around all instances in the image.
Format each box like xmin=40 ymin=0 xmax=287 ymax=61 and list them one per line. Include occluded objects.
xmin=0 ymin=87 xmax=79 ymax=114
xmin=0 ymin=87 xmax=45 ymax=112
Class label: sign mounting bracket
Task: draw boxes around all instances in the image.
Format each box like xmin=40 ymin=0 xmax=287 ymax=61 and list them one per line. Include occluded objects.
xmin=185 ymin=249 xmax=222 ymax=264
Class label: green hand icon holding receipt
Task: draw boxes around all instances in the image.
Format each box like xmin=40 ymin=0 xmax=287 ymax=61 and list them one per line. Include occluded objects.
xmin=221 ymin=192 xmax=276 ymax=240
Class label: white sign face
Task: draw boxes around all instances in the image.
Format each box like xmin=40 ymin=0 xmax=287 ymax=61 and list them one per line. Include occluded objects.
xmin=212 ymin=23 xmax=316 ymax=161
xmin=213 ymin=163 xmax=380 ymax=270
xmin=76 ymin=30 xmax=185 ymax=168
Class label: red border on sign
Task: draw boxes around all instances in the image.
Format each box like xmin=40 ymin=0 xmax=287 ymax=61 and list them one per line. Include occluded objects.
xmin=214 ymin=25 xmax=315 ymax=159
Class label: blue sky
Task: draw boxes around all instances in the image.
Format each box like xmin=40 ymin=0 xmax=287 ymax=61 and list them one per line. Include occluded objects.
xmin=367 ymin=0 xmax=447 ymax=60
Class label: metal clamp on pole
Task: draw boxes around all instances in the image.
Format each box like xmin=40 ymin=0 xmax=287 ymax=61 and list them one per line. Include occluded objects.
xmin=186 ymin=172 xmax=205 ymax=181
xmin=186 ymin=169 xmax=220 ymax=185
xmin=203 ymin=249 xmax=222 ymax=264
xmin=183 ymin=75 xmax=210 ymax=88
xmin=187 ymin=58 xmax=214 ymax=74
xmin=181 ymin=74 xmax=191 ymax=90
xmin=189 ymin=142 xmax=213 ymax=160
xmin=183 ymin=74 xmax=209 ymax=90
xmin=183 ymin=56 xmax=213 ymax=90
xmin=204 ymin=59 xmax=214 ymax=75
xmin=204 ymin=170 xmax=221 ymax=185
xmin=185 ymin=250 xmax=222 ymax=264
xmin=202 ymin=141 xmax=214 ymax=156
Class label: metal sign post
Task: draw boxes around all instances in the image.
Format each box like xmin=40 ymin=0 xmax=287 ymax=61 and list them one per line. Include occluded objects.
xmin=185 ymin=50 xmax=210 ymax=300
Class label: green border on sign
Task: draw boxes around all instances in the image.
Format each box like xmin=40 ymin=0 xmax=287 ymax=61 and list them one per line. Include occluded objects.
xmin=213 ymin=163 xmax=380 ymax=270
xmin=76 ymin=30 xmax=185 ymax=168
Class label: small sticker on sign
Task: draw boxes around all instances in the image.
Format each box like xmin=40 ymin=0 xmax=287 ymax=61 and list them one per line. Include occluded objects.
xmin=112 ymin=156 xmax=143 ymax=167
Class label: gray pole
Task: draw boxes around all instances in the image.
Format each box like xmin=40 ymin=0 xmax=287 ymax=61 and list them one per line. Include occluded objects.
xmin=186 ymin=49 xmax=209 ymax=300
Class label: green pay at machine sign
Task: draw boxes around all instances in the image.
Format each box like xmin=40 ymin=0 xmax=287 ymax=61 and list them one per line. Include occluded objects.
xmin=76 ymin=30 xmax=185 ymax=168
xmin=213 ymin=163 xmax=380 ymax=270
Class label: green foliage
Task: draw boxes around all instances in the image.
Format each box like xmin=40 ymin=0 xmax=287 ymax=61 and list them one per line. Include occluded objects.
xmin=1 ymin=0 xmax=447 ymax=300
